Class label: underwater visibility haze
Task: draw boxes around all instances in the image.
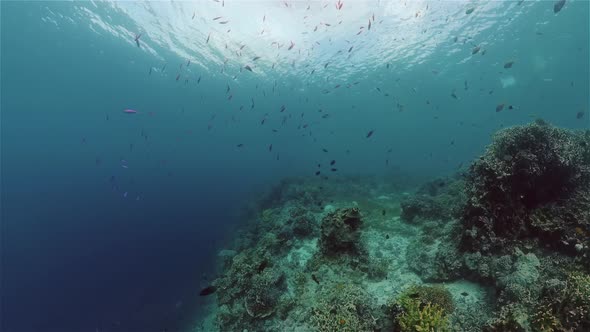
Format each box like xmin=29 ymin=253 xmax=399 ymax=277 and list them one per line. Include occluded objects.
xmin=1 ymin=1 xmax=589 ymax=331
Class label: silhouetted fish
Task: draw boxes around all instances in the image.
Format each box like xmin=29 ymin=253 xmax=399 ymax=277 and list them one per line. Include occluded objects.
xmin=311 ymin=274 xmax=320 ymax=284
xmin=554 ymin=0 xmax=566 ymax=13
xmin=199 ymin=285 xmax=217 ymax=296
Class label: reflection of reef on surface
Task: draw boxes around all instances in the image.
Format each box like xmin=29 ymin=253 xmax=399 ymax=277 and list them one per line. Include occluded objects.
xmin=193 ymin=122 xmax=590 ymax=332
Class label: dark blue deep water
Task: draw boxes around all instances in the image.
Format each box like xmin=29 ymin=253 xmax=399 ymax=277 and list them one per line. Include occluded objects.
xmin=1 ymin=1 xmax=588 ymax=331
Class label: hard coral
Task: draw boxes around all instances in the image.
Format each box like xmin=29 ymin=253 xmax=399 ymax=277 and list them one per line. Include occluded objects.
xmin=311 ymin=283 xmax=377 ymax=332
xmin=398 ymin=285 xmax=455 ymax=316
xmin=319 ymin=207 xmax=365 ymax=256
xmin=461 ymin=122 xmax=590 ymax=253
xmin=397 ymin=301 xmax=450 ymax=332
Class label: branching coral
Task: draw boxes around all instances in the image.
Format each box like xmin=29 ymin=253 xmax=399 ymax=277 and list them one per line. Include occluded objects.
xmin=390 ymin=285 xmax=455 ymax=332
xmin=531 ymin=303 xmax=562 ymax=332
xmin=398 ymin=285 xmax=455 ymax=315
xmin=397 ymin=300 xmax=450 ymax=332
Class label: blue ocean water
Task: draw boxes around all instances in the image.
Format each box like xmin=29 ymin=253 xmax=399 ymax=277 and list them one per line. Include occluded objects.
xmin=1 ymin=1 xmax=588 ymax=331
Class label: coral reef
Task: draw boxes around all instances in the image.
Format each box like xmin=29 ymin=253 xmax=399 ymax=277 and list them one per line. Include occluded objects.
xmin=193 ymin=122 xmax=590 ymax=332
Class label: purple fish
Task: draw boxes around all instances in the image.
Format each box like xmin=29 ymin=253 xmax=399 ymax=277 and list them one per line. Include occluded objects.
xmin=123 ymin=109 xmax=138 ymax=114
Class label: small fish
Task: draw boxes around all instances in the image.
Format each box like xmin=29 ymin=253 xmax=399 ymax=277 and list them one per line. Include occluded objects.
xmin=348 ymin=46 xmax=353 ymax=53
xmin=577 ymin=111 xmax=585 ymax=119
xmin=366 ymin=130 xmax=374 ymax=138
xmin=382 ymin=210 xmax=386 ymax=216
xmin=213 ymin=16 xmax=222 ymax=20
xmin=134 ymin=33 xmax=142 ymax=47
xmin=461 ymin=292 xmax=469 ymax=297
xmin=252 ymin=56 xmax=261 ymax=61
xmin=199 ymin=285 xmax=217 ymax=296
xmin=331 ymin=168 xmax=337 ymax=172
xmin=219 ymin=20 xmax=229 ymax=24
xmin=504 ymin=61 xmax=514 ymax=69
xmin=123 ymin=109 xmax=138 ymax=114
xmin=280 ymin=105 xmax=286 ymax=112
xmin=288 ymin=41 xmax=295 ymax=50
xmin=206 ymin=33 xmax=211 ymax=43
xmin=268 ymin=144 xmax=273 ymax=152
xmin=322 ymin=148 xmax=328 ymax=153
xmin=472 ymin=46 xmax=480 ymax=55
xmin=465 ymin=8 xmax=475 ymax=15
xmin=237 ymin=144 xmax=244 ymax=148
xmin=451 ymin=92 xmax=458 ymax=99
xmin=330 ymin=160 xmax=336 ymax=165
xmin=554 ymin=0 xmax=566 ymax=13
xmin=368 ymin=19 xmax=371 ymax=30
xmin=176 ymin=73 xmax=180 ymax=81
xmin=315 ymin=171 xmax=321 ymax=176
xmin=496 ymin=103 xmax=505 ymax=112
xmin=311 ymin=274 xmax=320 ymax=284
xmin=257 ymin=260 xmax=268 ymax=273
xmin=244 ymin=65 xmax=253 ymax=72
